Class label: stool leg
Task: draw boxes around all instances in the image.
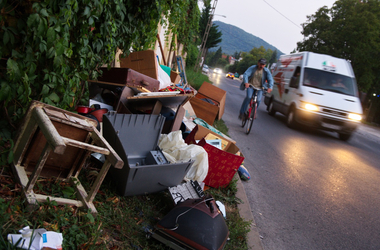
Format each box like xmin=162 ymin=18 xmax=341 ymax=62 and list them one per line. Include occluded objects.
xmin=25 ymin=143 xmax=52 ymax=194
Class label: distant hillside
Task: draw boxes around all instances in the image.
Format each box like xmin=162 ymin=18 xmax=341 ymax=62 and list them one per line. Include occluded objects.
xmin=210 ymin=21 xmax=283 ymax=56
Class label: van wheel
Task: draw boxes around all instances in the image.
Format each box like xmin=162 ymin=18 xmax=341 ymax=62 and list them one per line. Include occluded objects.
xmin=338 ymin=132 xmax=352 ymax=141
xmin=287 ymin=107 xmax=298 ymax=129
xmin=268 ymin=100 xmax=276 ymax=116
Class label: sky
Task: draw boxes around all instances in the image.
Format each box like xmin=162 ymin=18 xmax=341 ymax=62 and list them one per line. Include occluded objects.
xmin=208 ymin=0 xmax=337 ymax=54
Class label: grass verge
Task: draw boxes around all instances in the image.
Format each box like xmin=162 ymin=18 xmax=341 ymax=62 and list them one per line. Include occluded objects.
xmin=0 ymin=164 xmax=250 ymax=249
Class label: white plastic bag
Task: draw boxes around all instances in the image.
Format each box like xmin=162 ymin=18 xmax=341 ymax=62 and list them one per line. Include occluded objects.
xmin=159 ymin=131 xmax=209 ymax=182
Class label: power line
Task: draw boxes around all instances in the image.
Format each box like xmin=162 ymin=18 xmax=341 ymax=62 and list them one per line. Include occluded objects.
xmin=262 ymin=0 xmax=302 ymax=29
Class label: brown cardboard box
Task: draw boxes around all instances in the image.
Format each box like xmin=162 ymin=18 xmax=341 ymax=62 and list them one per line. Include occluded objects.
xmin=119 ymin=50 xmax=158 ymax=80
xmin=170 ymin=71 xmax=181 ymax=84
xmin=189 ymin=82 xmax=226 ymax=125
xmin=185 ymin=124 xmax=239 ymax=154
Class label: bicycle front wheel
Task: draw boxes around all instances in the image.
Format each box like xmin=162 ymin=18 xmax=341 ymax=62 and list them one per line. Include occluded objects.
xmin=245 ymin=102 xmax=257 ymax=134
xmin=241 ymin=112 xmax=247 ymax=127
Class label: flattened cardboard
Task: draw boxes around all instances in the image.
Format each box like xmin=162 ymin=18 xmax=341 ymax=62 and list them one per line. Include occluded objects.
xmin=119 ymin=50 xmax=158 ymax=80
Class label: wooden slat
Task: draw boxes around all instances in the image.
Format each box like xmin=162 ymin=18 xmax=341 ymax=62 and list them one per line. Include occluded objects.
xmin=61 ymin=136 xmax=110 ymax=155
xmin=89 ymin=129 xmax=124 ymax=169
xmin=33 ymin=194 xmax=84 ymax=208
xmin=25 ymin=143 xmax=52 ymax=194
xmin=33 ymin=107 xmax=66 ymax=154
xmin=13 ymin=116 xmax=38 ymax=166
xmin=86 ymin=159 xmax=112 ymax=203
xmin=71 ymin=177 xmax=97 ymax=214
xmin=12 ymin=165 xmax=30 ymax=188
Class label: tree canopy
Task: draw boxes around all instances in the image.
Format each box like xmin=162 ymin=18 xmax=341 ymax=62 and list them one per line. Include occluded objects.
xmin=297 ymin=0 xmax=380 ymax=94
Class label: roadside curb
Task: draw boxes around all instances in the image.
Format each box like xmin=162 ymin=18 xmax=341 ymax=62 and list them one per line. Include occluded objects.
xmin=234 ymin=174 xmax=264 ymax=250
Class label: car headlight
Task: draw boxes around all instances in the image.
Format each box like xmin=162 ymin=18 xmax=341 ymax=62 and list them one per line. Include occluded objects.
xmin=304 ymin=103 xmax=318 ymax=111
xmin=348 ymin=113 xmax=362 ymax=121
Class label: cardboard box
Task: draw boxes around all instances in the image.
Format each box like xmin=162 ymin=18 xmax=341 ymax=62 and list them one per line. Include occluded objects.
xmin=189 ymin=82 xmax=226 ymax=125
xmin=119 ymin=50 xmax=158 ymax=80
xmin=170 ymin=71 xmax=181 ymax=84
xmin=185 ymin=124 xmax=238 ymax=154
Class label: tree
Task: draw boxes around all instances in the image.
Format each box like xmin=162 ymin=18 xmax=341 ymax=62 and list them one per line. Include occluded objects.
xmin=269 ymin=50 xmax=278 ymax=65
xmin=297 ymin=0 xmax=380 ymax=94
xmin=208 ymin=47 xmax=223 ymax=67
xmin=198 ymin=2 xmax=222 ymax=59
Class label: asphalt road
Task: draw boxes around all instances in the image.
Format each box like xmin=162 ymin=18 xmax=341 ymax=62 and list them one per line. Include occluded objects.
xmin=208 ymin=73 xmax=380 ymax=250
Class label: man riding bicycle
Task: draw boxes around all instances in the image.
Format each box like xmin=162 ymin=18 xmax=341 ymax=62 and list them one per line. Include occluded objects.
xmin=238 ymin=58 xmax=274 ymax=120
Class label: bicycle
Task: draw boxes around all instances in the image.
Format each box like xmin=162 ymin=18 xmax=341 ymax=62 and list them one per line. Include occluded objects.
xmin=241 ymin=87 xmax=263 ymax=134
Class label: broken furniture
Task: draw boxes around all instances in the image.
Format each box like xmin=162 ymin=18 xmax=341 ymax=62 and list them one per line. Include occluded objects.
xmin=102 ymin=113 xmax=194 ymax=196
xmin=12 ymin=101 xmax=123 ymax=214
xmin=189 ymin=81 xmax=226 ymax=126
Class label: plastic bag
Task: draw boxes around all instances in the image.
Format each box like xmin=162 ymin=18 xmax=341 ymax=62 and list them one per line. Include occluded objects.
xmin=159 ymin=131 xmax=209 ymax=182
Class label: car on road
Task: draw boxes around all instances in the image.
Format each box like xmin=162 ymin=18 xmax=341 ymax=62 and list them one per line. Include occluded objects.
xmin=226 ymin=72 xmax=234 ymax=79
xmin=202 ymin=64 xmax=209 ymax=74
xmin=213 ymin=68 xmax=222 ymax=74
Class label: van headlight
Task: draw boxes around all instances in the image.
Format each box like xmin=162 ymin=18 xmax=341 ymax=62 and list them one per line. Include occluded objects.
xmin=304 ymin=103 xmax=319 ymax=111
xmin=348 ymin=113 xmax=362 ymax=121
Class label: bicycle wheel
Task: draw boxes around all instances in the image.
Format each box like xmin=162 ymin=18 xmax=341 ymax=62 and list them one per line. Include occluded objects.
xmin=241 ymin=112 xmax=247 ymax=127
xmin=245 ymin=102 xmax=257 ymax=134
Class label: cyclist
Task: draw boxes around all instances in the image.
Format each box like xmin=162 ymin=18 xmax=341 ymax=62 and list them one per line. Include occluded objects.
xmin=238 ymin=58 xmax=274 ymax=120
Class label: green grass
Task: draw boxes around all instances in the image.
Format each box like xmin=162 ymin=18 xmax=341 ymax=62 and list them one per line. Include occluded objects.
xmin=0 ymin=164 xmax=250 ymax=249
xmin=186 ymin=67 xmax=210 ymax=90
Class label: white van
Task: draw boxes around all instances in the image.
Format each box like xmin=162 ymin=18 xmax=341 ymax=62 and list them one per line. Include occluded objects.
xmin=264 ymin=51 xmax=363 ymax=141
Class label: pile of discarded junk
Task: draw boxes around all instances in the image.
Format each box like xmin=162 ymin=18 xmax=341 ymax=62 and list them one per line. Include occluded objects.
xmin=10 ymin=50 xmax=245 ymax=250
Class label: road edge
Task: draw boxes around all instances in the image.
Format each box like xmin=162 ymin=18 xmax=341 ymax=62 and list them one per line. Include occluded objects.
xmin=234 ymin=174 xmax=264 ymax=250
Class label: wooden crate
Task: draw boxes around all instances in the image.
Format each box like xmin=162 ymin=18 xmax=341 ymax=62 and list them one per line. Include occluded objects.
xmin=12 ymin=101 xmax=123 ymax=214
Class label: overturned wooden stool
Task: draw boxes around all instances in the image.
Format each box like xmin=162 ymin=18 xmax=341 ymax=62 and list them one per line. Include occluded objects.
xmin=12 ymin=101 xmax=123 ymax=214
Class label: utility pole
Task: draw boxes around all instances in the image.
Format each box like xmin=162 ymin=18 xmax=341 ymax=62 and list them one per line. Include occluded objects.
xmin=194 ymin=0 xmax=218 ymax=72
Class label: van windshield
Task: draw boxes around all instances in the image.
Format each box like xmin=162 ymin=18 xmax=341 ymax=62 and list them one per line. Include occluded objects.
xmin=302 ymin=68 xmax=357 ymax=96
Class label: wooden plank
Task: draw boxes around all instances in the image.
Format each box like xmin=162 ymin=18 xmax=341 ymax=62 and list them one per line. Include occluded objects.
xmin=87 ymin=79 xmax=125 ymax=87
xmin=12 ymin=165 xmax=30 ymax=188
xmin=86 ymin=159 xmax=112 ymax=203
xmin=71 ymin=177 xmax=97 ymax=214
xmin=74 ymin=150 xmax=92 ymax=178
xmin=33 ymin=193 xmax=84 ymax=208
xmin=67 ymin=133 xmax=92 ymax=178
xmin=61 ymin=136 xmax=110 ymax=155
xmin=33 ymin=107 xmax=66 ymax=154
xmin=89 ymin=129 xmax=124 ymax=169
xmin=25 ymin=143 xmax=52 ymax=194
xmin=44 ymin=108 xmax=93 ymax=128
xmin=151 ymin=100 xmax=163 ymax=115
xmin=13 ymin=117 xmax=38 ymax=166
xmin=170 ymin=105 xmax=185 ymax=132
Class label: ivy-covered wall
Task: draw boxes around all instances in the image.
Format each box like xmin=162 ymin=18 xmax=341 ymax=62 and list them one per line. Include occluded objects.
xmin=0 ymin=0 xmax=200 ymax=165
